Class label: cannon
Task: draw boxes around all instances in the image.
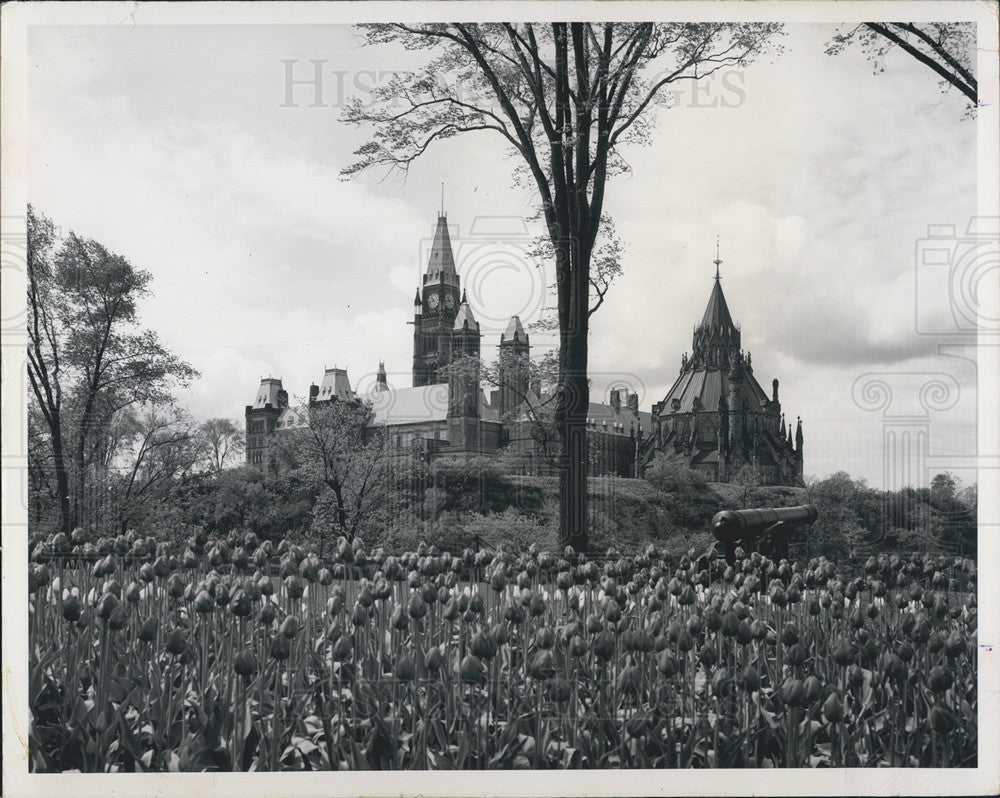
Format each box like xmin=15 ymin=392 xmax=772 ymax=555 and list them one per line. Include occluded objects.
xmin=711 ymin=504 xmax=818 ymax=565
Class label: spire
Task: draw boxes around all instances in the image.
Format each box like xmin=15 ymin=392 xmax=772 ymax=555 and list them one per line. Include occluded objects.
xmin=413 ymin=288 xmax=421 ymax=306
xmin=714 ymin=236 xmax=722 ymax=281
xmin=425 ymin=212 xmax=457 ymax=276
xmin=453 ymin=295 xmax=479 ymax=331
xmin=376 ymin=361 xmax=388 ymax=392
xmin=501 ymin=315 xmax=528 ymax=344
xmin=699 ymin=265 xmax=736 ymax=332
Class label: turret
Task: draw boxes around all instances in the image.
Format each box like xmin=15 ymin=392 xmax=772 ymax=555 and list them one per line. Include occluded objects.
xmin=376 ymin=361 xmax=389 ymax=392
xmin=795 ymin=416 xmax=803 ymax=453
xmin=498 ymin=315 xmax=530 ymax=417
xmin=447 ymin=294 xmax=482 ymax=455
xmin=449 ymin=294 xmax=480 ymax=414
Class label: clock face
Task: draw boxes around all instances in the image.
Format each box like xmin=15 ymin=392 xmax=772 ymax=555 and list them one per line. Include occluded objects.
xmin=427 ymin=292 xmax=439 ymax=309
xmin=444 ymin=293 xmax=455 ymax=309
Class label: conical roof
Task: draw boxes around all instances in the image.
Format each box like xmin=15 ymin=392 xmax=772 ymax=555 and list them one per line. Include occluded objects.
xmin=699 ymin=276 xmax=736 ymax=332
xmin=426 ymin=214 xmax=456 ymax=275
xmin=453 ymin=296 xmax=479 ymax=331
xmin=501 ymin=315 xmax=528 ymax=343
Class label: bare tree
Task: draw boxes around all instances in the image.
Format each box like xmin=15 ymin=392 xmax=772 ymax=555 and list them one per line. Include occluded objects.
xmin=827 ymin=23 xmax=977 ymax=113
xmin=343 ymin=23 xmax=782 ymax=550
xmin=111 ymin=405 xmax=200 ymax=534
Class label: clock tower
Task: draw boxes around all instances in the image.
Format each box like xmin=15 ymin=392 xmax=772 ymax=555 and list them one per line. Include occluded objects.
xmin=413 ymin=211 xmax=462 ymax=386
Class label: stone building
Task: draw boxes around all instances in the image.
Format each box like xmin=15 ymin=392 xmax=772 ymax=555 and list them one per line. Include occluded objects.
xmin=246 ymin=208 xmax=800 ymax=485
xmin=641 ymin=255 xmax=803 ymax=485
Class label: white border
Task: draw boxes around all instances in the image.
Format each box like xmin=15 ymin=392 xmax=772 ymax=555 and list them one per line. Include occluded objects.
xmin=2 ymin=2 xmax=998 ymax=796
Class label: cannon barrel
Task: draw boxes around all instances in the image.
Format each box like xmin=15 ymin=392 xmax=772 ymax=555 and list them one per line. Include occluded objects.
xmin=712 ymin=504 xmax=818 ymax=542
xmin=711 ymin=504 xmax=818 ymax=564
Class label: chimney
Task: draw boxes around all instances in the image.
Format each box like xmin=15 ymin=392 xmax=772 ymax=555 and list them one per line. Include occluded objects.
xmin=627 ymin=392 xmax=639 ymax=414
xmin=772 ymin=378 xmax=779 ymax=403
xmin=610 ymin=389 xmax=622 ymax=413
xmin=309 ymin=383 xmax=319 ymax=402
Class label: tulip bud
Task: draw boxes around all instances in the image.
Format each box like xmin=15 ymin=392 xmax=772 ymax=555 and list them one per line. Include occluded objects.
xmin=279 ymin=615 xmax=299 ymax=639
xmin=782 ymin=677 xmax=805 ymax=707
xmin=407 ymin=592 xmax=427 ymax=620
xmin=332 ymin=635 xmax=353 ymax=661
xmin=832 ymin=636 xmax=854 ymax=667
xmin=593 ymin=631 xmax=616 ymax=661
xmin=823 ymin=690 xmax=844 ymax=723
xmin=929 ymin=703 xmax=955 ymax=733
xmin=929 ymin=665 xmax=953 ymax=693
xmin=97 ymin=591 xmax=121 ymax=621
xmin=259 ymin=601 xmax=278 ymax=626
xmin=424 ymin=645 xmax=444 ymax=673
xmin=194 ymin=590 xmax=215 ymax=614
xmin=394 ymin=653 xmax=416 ymax=681
xmin=234 ymin=650 xmax=257 ymax=678
xmin=657 ymin=651 xmax=679 ymax=677
xmin=740 ymin=665 xmax=761 ymax=692
xmin=698 ymin=643 xmax=718 ymax=669
xmin=165 ymin=627 xmax=185 ymax=656
xmin=62 ymin=594 xmax=82 ymax=622
xmin=270 ymin=634 xmax=291 ymax=661
xmin=944 ymin=632 xmax=964 ymax=659
xmin=137 ymin=615 xmax=157 ymax=642
xmin=534 ymin=626 xmax=555 ymax=650
xmin=910 ymin=616 xmax=931 ymax=643
xmin=285 ymin=575 xmax=305 ymax=600
xmin=848 ymin=664 xmax=865 ymax=689
xmin=803 ymin=675 xmax=822 ymax=704
xmin=459 ymin=654 xmax=485 ymax=684
xmin=470 ymin=630 xmax=498 ymax=660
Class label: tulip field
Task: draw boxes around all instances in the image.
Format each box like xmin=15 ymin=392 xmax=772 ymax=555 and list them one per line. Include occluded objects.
xmin=28 ymin=529 xmax=978 ymax=771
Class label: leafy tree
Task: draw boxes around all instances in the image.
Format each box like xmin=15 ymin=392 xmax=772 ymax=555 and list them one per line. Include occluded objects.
xmin=26 ymin=206 xmax=197 ymax=533
xmin=343 ymin=23 xmax=783 ymax=551
xmin=929 ymin=472 xmax=977 ymax=556
xmin=827 ymin=23 xmax=977 ymax=113
xmin=275 ymin=399 xmax=394 ymax=543
xmin=197 ymin=417 xmax=245 ymax=472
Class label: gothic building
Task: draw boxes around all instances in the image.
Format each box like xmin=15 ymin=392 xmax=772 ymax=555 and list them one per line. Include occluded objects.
xmin=246 ymin=208 xmax=802 ymax=485
xmin=641 ymin=255 xmax=804 ymax=486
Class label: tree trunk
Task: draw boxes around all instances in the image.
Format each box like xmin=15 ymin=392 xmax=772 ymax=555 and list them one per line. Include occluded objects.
xmin=52 ymin=427 xmax=72 ymax=535
xmin=556 ymin=241 xmax=591 ymax=552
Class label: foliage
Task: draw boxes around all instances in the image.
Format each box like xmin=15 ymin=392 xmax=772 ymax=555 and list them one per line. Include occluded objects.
xmin=275 ymin=399 xmax=395 ymax=543
xmin=26 ymin=206 xmax=197 ymax=534
xmin=177 ymin=467 xmax=321 ymax=543
xmin=342 ymin=22 xmax=784 ymax=551
xmin=804 ymin=471 xmax=977 ymax=563
xmin=827 ymin=23 xmax=977 ymax=114
xmin=29 ymin=529 xmax=978 ymax=771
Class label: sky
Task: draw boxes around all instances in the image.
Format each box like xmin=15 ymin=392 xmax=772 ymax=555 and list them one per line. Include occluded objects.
xmin=24 ymin=20 xmax=981 ymax=489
